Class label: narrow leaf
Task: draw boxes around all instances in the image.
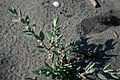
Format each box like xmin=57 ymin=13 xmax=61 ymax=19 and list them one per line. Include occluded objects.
xmin=39 ymin=31 xmax=44 ymax=41
xmin=88 ymin=68 xmax=95 ymax=73
xmin=117 ymin=68 xmax=120 ymax=72
xmin=13 ymin=8 xmax=18 ymax=16
xmin=63 ymin=64 xmax=72 ymax=68
xmin=34 ymin=34 xmax=40 ymax=40
xmin=50 ymin=24 xmax=55 ymax=32
xmin=51 ymin=53 xmax=54 ymax=62
xmin=12 ymin=19 xmax=21 ymax=23
xmin=53 ymin=16 xmax=59 ymax=27
xmin=21 ymin=18 xmax=26 ymax=24
xmin=88 ymin=62 xmax=95 ymax=70
xmin=8 ymin=7 xmax=15 ymax=14
xmin=52 ymin=63 xmax=56 ymax=70
xmin=22 ymin=29 xmax=31 ymax=33
xmin=85 ymin=62 xmax=93 ymax=70
xmin=56 ymin=61 xmax=60 ymax=67
xmin=23 ymin=34 xmax=33 ymax=40
xmin=25 ymin=15 xmax=30 ymax=25
xmin=38 ymin=50 xmax=46 ymax=53
xmin=52 ymin=51 xmax=59 ymax=55
xmin=104 ymin=63 xmax=111 ymax=70
xmin=97 ymin=73 xmax=107 ymax=80
xmin=37 ymin=45 xmax=44 ymax=49
xmin=104 ymin=69 xmax=113 ymax=72
xmin=63 ymin=64 xmax=69 ymax=66
xmin=46 ymin=31 xmax=52 ymax=40
xmin=44 ymin=62 xmax=52 ymax=70
xmin=111 ymin=74 xmax=119 ymax=79
xmin=32 ymin=69 xmax=40 ymax=75
xmin=19 ymin=9 xmax=22 ymax=17
xmin=8 ymin=7 xmax=17 ymax=15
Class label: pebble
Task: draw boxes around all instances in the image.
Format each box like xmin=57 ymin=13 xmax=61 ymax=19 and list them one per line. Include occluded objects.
xmin=53 ymin=1 xmax=60 ymax=7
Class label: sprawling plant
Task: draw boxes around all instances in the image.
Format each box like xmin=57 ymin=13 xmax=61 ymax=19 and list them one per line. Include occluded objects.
xmin=8 ymin=7 xmax=120 ymax=80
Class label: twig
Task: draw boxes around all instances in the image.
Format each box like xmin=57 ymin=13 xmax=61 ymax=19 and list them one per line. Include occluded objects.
xmin=112 ymin=30 xmax=119 ymax=38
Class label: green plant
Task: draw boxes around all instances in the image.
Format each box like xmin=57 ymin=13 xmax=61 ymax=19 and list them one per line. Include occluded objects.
xmin=8 ymin=7 xmax=120 ymax=80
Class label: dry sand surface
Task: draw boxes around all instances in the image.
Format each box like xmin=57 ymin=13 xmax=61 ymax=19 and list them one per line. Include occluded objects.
xmin=0 ymin=0 xmax=120 ymax=80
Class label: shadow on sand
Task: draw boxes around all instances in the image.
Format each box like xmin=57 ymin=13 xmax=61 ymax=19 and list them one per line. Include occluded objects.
xmin=69 ymin=36 xmax=118 ymax=80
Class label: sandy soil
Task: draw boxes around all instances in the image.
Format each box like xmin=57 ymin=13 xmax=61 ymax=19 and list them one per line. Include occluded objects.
xmin=0 ymin=0 xmax=120 ymax=80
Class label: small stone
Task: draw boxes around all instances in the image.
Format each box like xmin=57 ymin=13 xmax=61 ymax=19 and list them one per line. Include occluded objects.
xmin=53 ymin=1 xmax=60 ymax=7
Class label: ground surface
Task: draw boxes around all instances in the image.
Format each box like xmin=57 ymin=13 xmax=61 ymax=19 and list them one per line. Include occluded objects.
xmin=0 ymin=0 xmax=120 ymax=80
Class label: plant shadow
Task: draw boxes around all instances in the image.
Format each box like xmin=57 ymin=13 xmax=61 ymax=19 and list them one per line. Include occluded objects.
xmin=78 ymin=37 xmax=117 ymax=63
xmin=69 ymin=36 xmax=118 ymax=80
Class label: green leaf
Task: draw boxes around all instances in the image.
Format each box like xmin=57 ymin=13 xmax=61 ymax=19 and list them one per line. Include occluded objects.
xmin=81 ymin=74 xmax=86 ymax=79
xmin=97 ymin=73 xmax=107 ymax=80
xmin=104 ymin=63 xmax=111 ymax=70
xmin=104 ymin=69 xmax=113 ymax=72
xmin=46 ymin=31 xmax=53 ymax=41
xmin=111 ymin=74 xmax=119 ymax=79
xmin=56 ymin=27 xmax=61 ymax=37
xmin=21 ymin=18 xmax=26 ymax=24
xmin=37 ymin=45 xmax=44 ymax=49
xmin=44 ymin=63 xmax=50 ymax=68
xmin=63 ymin=64 xmax=69 ymax=66
xmin=22 ymin=29 xmax=31 ymax=33
xmin=38 ymin=50 xmax=46 ymax=53
xmin=88 ymin=62 xmax=95 ymax=70
xmin=63 ymin=64 xmax=72 ymax=68
xmin=23 ymin=34 xmax=33 ymax=40
xmin=25 ymin=15 xmax=30 ymax=25
xmin=19 ymin=9 xmax=22 ymax=17
xmin=85 ymin=62 xmax=93 ymax=70
xmin=24 ymin=78 xmax=33 ymax=80
xmin=12 ymin=19 xmax=21 ymax=23
xmin=32 ymin=69 xmax=40 ymax=75
xmin=34 ymin=34 xmax=40 ymax=40
xmin=50 ymin=24 xmax=55 ymax=32
xmin=44 ymin=62 xmax=53 ymax=71
xmin=53 ymin=16 xmax=59 ymax=27
xmin=52 ymin=51 xmax=59 ymax=55
xmin=13 ymin=8 xmax=18 ymax=16
xmin=57 ymin=35 xmax=62 ymax=43
xmin=56 ymin=61 xmax=60 ymax=67
xmin=77 ymin=67 xmax=81 ymax=71
xmin=117 ymin=68 xmax=120 ymax=72
xmin=52 ymin=63 xmax=56 ymax=70
xmin=39 ymin=31 xmax=44 ymax=41
xmin=51 ymin=53 xmax=54 ymax=62
xmin=88 ymin=68 xmax=95 ymax=73
xmin=8 ymin=7 xmax=15 ymax=14
xmin=8 ymin=7 xmax=17 ymax=15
